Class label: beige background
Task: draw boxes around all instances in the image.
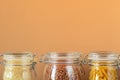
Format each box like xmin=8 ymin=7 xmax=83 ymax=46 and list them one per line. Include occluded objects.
xmin=0 ymin=0 xmax=120 ymax=79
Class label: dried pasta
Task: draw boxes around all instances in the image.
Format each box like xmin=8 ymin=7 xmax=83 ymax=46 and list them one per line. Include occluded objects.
xmin=89 ymin=66 xmax=117 ymax=80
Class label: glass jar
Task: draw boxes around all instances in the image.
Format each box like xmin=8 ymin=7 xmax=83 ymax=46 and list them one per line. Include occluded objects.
xmin=0 ymin=52 xmax=37 ymax=80
xmin=40 ymin=52 xmax=84 ymax=80
xmin=84 ymin=51 xmax=119 ymax=80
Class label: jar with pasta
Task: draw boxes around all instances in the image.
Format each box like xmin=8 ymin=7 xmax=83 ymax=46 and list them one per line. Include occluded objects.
xmin=0 ymin=52 xmax=37 ymax=80
xmin=84 ymin=51 xmax=119 ymax=80
xmin=40 ymin=52 xmax=84 ymax=80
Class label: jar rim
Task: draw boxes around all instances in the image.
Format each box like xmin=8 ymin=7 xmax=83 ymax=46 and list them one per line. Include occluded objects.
xmin=88 ymin=51 xmax=119 ymax=61
xmin=40 ymin=52 xmax=82 ymax=64
xmin=2 ymin=52 xmax=35 ymax=65
xmin=3 ymin=52 xmax=34 ymax=58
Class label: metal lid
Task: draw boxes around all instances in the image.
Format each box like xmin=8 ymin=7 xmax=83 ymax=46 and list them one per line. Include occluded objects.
xmin=40 ymin=52 xmax=82 ymax=64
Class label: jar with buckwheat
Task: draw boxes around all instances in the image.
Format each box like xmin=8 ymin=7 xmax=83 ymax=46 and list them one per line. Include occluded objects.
xmin=40 ymin=52 xmax=84 ymax=80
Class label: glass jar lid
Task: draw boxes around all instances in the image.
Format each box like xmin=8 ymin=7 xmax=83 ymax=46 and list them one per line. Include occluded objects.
xmin=88 ymin=51 xmax=119 ymax=61
xmin=40 ymin=52 xmax=82 ymax=64
xmin=84 ymin=51 xmax=120 ymax=66
xmin=2 ymin=52 xmax=35 ymax=65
